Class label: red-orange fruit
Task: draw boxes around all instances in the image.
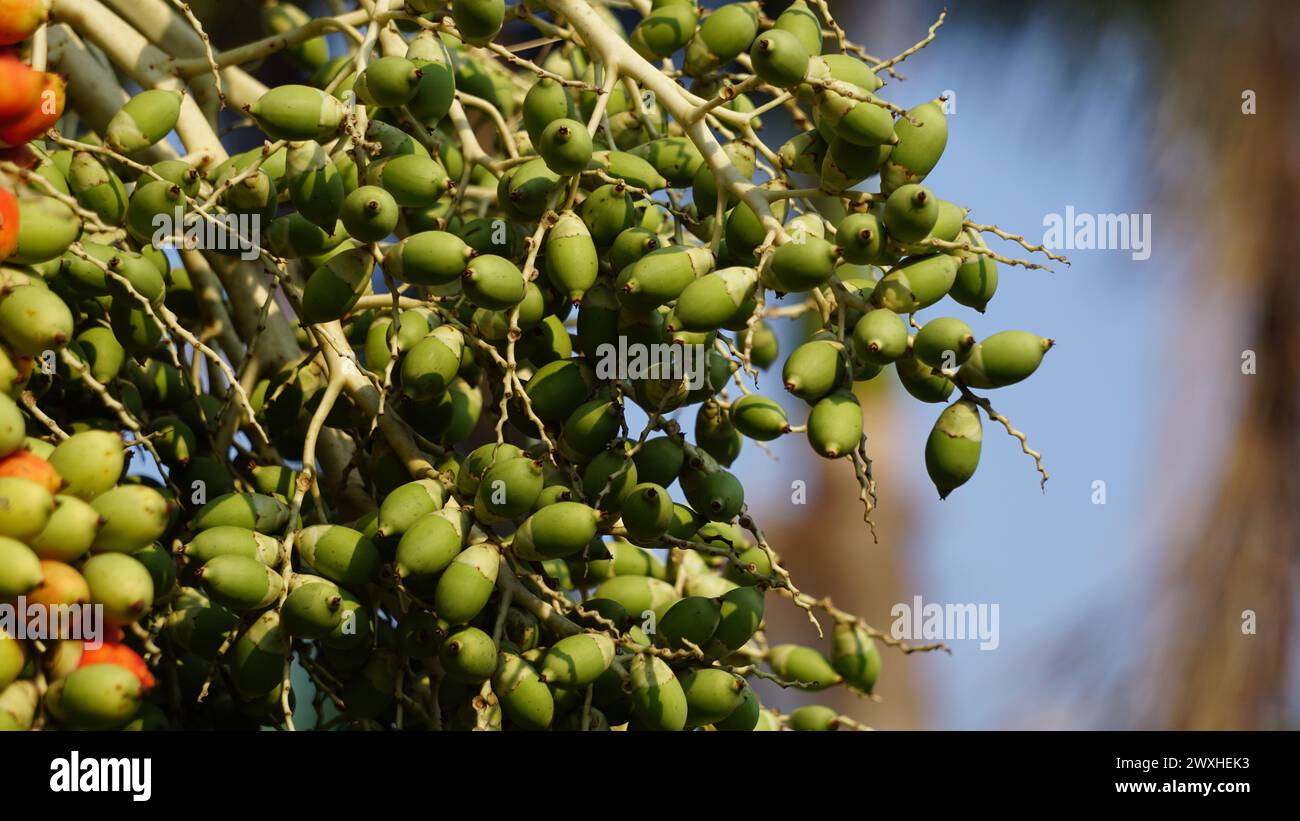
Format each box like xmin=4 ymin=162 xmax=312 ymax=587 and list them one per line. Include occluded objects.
xmin=0 ymin=71 xmax=64 ymax=147
xmin=0 ymin=448 xmax=63 ymax=493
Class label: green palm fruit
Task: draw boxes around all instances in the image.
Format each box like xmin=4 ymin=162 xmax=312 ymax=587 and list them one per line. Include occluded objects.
xmin=581 ymin=152 xmax=662 ymax=194
xmin=456 ymin=442 xmax=523 ymax=498
xmin=47 ymin=430 xmax=123 ymax=499
xmin=267 ymin=214 xmax=345 ymax=258
xmin=559 ymin=398 xmax=620 ymax=462
xmin=246 ymin=84 xmax=345 ymax=142
xmin=735 ymin=321 xmax=778 ymax=370
xmin=0 ymin=285 xmax=73 ymax=355
xmin=538 ymin=118 xmax=593 ymax=177
xmin=672 ymin=266 xmax=758 ymax=332
xmin=607 ymin=227 xmax=660 ymax=276
xmin=340 ymin=184 xmax=398 ymax=243
xmin=229 ymin=611 xmax=289 ymax=697
xmin=102 ymin=250 xmax=167 ymax=307
xmin=914 ymin=317 xmax=976 ymax=369
xmin=925 ymin=398 xmax=983 ymax=498
xmin=580 ymin=183 xmax=637 ymax=248
xmin=807 ymin=390 xmax=863 ymax=458
xmin=89 ymin=485 xmax=169 ymax=553
xmin=499 ymin=158 xmax=561 ymax=221
xmin=950 ymin=230 xmax=998 ymax=311
xmin=192 ymin=492 xmax=290 ymax=533
xmin=297 ymin=524 xmax=381 ymax=586
xmin=712 ymin=679 xmax=760 ymax=730
xmin=634 ymin=2 xmax=698 ymax=58
xmin=628 ymin=653 xmax=688 ymax=731
xmin=434 ymin=543 xmax=499 ymax=623
xmin=895 ymin=346 xmax=955 ymax=402
xmin=122 ymin=179 xmax=182 ymax=245
xmin=679 ymin=459 xmax=744 ymax=522
xmin=774 ymin=0 xmax=823 ymax=56
xmin=871 ymin=253 xmax=960 ymax=313
xmin=883 ymin=184 xmax=939 ymax=243
xmin=475 ymin=456 xmax=544 ymax=520
xmin=585 ymin=539 xmax=668 ymax=582
xmin=12 ymin=196 xmax=80 ymax=264
xmin=882 ymin=99 xmax=949 ymax=192
xmin=131 ymin=543 xmax=176 ymax=603
xmin=837 ymin=211 xmax=885 ymax=265
xmin=522 ymin=77 xmax=576 ymax=147
xmin=522 ymin=358 xmax=595 ymax=426
xmin=819 ymin=133 xmax=891 ymax=194
xmin=143 ymin=415 xmax=194 ymax=467
xmin=71 ymin=326 xmax=124 ymax=384
xmin=106 ymin=89 xmax=183 ymax=155
xmin=321 ymin=586 xmax=372 ymax=650
xmin=183 ymin=526 xmax=280 ymax=566
xmin=959 ymin=331 xmax=1054 ymax=389
xmin=783 ymin=338 xmax=847 ymax=402
xmin=630 ymin=137 xmax=704 ymax=186
xmin=493 ymin=651 xmax=554 ymax=730
xmin=512 ymin=502 xmax=600 ymax=560
xmin=149 ymin=159 xmax=202 ymax=197
xmin=368 ymin=154 xmax=450 ymax=208
xmin=451 ymin=0 xmax=505 ymax=46
xmin=59 ymin=663 xmax=142 ymax=730
xmin=30 ymin=496 xmax=102 ymax=562
xmin=164 ymin=589 xmax=237 ymax=658
xmin=616 ymin=245 xmax=714 ymax=311
xmin=365 ymin=119 xmax=431 ymax=160
xmin=196 ymin=554 xmax=283 ymax=611
xmin=692 ymin=400 xmax=740 ymax=467
xmin=779 ymin=129 xmax=830 ymax=177
xmin=832 ymin=622 xmax=881 ymax=694
xmin=729 ymin=394 xmax=789 ymax=441
xmin=0 ymin=537 xmax=42 ymax=598
xmin=544 ymin=211 xmax=599 ymax=301
xmin=539 ymin=632 xmax=615 ymax=687
xmin=263 ymin=1 xmax=329 ymax=68
xmin=67 ymin=151 xmax=128 ymax=225
xmin=620 ymin=483 xmax=674 ymax=541
xmin=439 ymin=626 xmax=497 ymax=683
xmin=692 ymin=141 xmax=755 ymax=217
xmin=749 ymin=28 xmax=810 ymax=88
xmin=698 ymin=2 xmax=760 ymax=63
xmin=377 ymin=479 xmax=445 ymax=538
xmin=680 ymin=668 xmax=747 ymax=727
xmin=769 ymin=643 xmax=842 ymax=690
xmin=631 ymin=435 xmax=684 ymax=487
xmin=395 ymin=511 xmax=463 ymax=591
xmin=300 ymin=247 xmax=373 ymax=324
xmin=807 ymin=53 xmax=883 ymax=95
xmin=461 ymin=254 xmax=525 ymax=310
xmin=400 ymin=333 xmax=460 ymax=400
xmin=580 ymin=446 xmax=635 ymax=512
xmin=356 ymin=56 xmax=422 ymax=107
xmin=594 ymin=574 xmax=678 ymax=618
xmin=768 ymin=236 xmax=838 ymax=292
xmin=82 ymin=552 xmax=154 ymax=624
xmin=283 ymin=141 xmax=344 ymax=231
xmin=657 ymin=596 xmax=721 ymax=651
xmin=852 ymin=308 xmax=909 ymax=365
xmin=363 ymin=309 xmax=429 ymax=373
xmin=384 ymin=230 xmax=473 ymax=286
xmin=0 ymin=631 xmax=24 ymax=691
xmin=789 ymin=704 xmax=839 ymax=731
xmin=812 ymin=84 xmax=894 ymax=147
xmin=458 ymin=214 xmax=525 ymax=256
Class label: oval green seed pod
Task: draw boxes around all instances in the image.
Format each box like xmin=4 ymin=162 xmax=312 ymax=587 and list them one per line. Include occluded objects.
xmin=620 ymin=482 xmax=674 ymax=541
xmin=356 ymin=56 xmax=422 ymax=107
xmin=12 ymin=196 xmax=81 ymax=265
xmin=145 ymin=414 xmax=195 ymax=467
xmin=959 ymin=331 xmax=1053 ymax=389
xmin=493 ymin=651 xmax=554 ymax=730
xmin=628 ymin=653 xmax=688 ymax=731
xmin=837 ymin=211 xmax=885 ymax=265
xmin=264 ymin=1 xmax=329 ymax=68
xmin=193 ymin=492 xmax=290 ymax=534
xmin=774 ymin=0 xmax=823 ymax=56
xmin=539 ymin=632 xmax=615 ymax=688
xmin=769 ymin=643 xmax=842 ymax=690
xmin=229 ymin=610 xmax=289 ymax=697
xmin=30 ymin=496 xmax=102 ymax=562
xmin=559 ymin=398 xmax=621 ymax=462
xmin=699 ymin=3 xmax=761 ymax=63
xmin=832 ymin=621 xmax=881 ymax=694
xmin=522 ymin=358 xmax=595 ymax=427
xmin=400 ymin=334 xmax=460 ymax=401
xmin=585 ymin=539 xmax=668 ymax=583
xmin=680 ymin=668 xmax=747 ymax=728
xmin=657 ymin=595 xmax=721 ymax=651
xmin=630 ymin=435 xmax=685 ymax=487
xmin=455 ymin=442 xmax=523 ymax=499
xmin=672 ymin=266 xmax=758 ymax=333
xmin=581 ymin=446 xmax=637 ymax=513
xmin=709 ymin=580 xmax=765 ymax=653
xmin=0 ymin=537 xmax=42 ymax=599
xmin=395 ymin=511 xmax=463 ymax=592
xmin=106 ymin=89 xmax=183 ymax=154
xmin=47 ymin=430 xmax=123 ymax=499
xmin=196 ymin=554 xmax=283 ymax=611
xmin=607 ymin=227 xmax=660 ymax=277
xmin=340 ymin=184 xmax=398 ymax=243
xmin=883 ymin=184 xmax=939 ymax=243
xmin=67 ymin=151 xmax=128 ymax=225
xmin=512 ymin=502 xmax=600 ymax=560
xmin=729 ymin=394 xmax=789 ymax=441
xmin=475 ymin=456 xmax=544 ymax=521
xmin=405 ymin=30 xmax=456 ymax=124
xmin=950 ymin=231 xmax=998 ymax=311
xmin=871 ymin=253 xmax=960 ymax=313
xmin=594 ymin=574 xmax=679 ymax=617
xmin=89 ymin=485 xmax=169 ymax=553
xmin=284 ymin=143 xmax=344 ymax=232
xmin=246 ymin=84 xmax=345 ymax=142
xmin=376 ymin=479 xmax=446 ymax=538
xmin=925 ymin=398 xmax=982 ymax=498
xmin=123 ymin=179 xmax=183 ymax=245
xmin=439 ymin=625 xmax=498 ymax=683
xmin=60 ymin=663 xmax=142 ymax=730
xmin=434 ymin=543 xmax=500 ymax=624
xmin=0 ymin=284 xmax=73 ymax=355
xmin=0 ymin=476 xmax=52 ymax=540
xmin=749 ymin=28 xmax=809 ymax=89
xmin=852 ymin=308 xmax=909 ymax=365
xmin=370 ymin=153 xmax=450 ymax=208
xmin=300 ymin=247 xmax=373 ymax=324
xmin=461 ymin=253 xmax=525 ymax=310
xmin=580 ymin=183 xmax=637 ymax=248
xmin=538 ymin=118 xmax=593 ymax=177
xmin=768 ymin=236 xmax=838 ymax=293
xmin=783 ymin=338 xmax=847 ymax=402
xmin=634 ymin=2 xmax=698 ymax=59
xmin=183 ymin=525 xmax=280 ymax=567
xmin=616 ymin=245 xmax=714 ymax=311
xmin=522 ymin=77 xmax=575 ymax=147
xmin=895 ymin=346 xmax=955 ymax=402
xmin=540 ymin=211 xmax=598 ymax=303
xmin=82 ymin=552 xmax=154 ymax=625
xmin=132 ymin=543 xmax=176 ymax=603
xmin=712 ymin=678 xmax=760 ymax=730
xmin=71 ymin=326 xmax=123 ymax=385
xmin=807 ymin=390 xmax=863 ymax=459
xmin=297 ymin=524 xmax=382 ymax=586
xmin=679 ymin=462 xmax=745 ymax=522
xmin=451 ymin=0 xmax=505 ymax=46
xmin=591 ymin=151 xmax=667 ymax=193
xmin=914 ymin=316 xmax=976 ymax=369
xmin=789 ymin=703 xmax=840 ymax=731
xmin=882 ymin=99 xmax=949 ymax=191
xmin=384 ymin=230 xmax=472 ymax=286
xmin=0 ymin=631 xmax=24 ymax=691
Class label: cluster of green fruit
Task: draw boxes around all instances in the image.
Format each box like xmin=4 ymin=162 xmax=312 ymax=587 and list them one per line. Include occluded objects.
xmin=0 ymin=0 xmax=1058 ymax=730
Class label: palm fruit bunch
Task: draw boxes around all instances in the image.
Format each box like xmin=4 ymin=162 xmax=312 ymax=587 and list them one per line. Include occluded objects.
xmin=0 ymin=0 xmax=1060 ymax=732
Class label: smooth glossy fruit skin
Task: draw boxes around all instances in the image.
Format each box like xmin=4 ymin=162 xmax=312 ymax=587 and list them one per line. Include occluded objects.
xmin=594 ymin=574 xmax=679 ymax=618
xmin=229 ymin=610 xmax=289 ymax=696
xmin=914 ymin=317 xmax=976 ymax=369
xmin=814 ymin=85 xmax=895 ymax=149
xmin=395 ymin=512 xmax=462 ymax=591
xmin=60 ymin=663 xmax=142 ymax=730
xmin=30 ymin=495 xmax=102 ymax=562
xmin=673 ymin=266 xmax=758 ymax=332
xmin=341 ymin=184 xmax=398 ymax=243
xmin=369 ymin=153 xmax=450 ymax=208
xmin=196 ymin=554 xmax=283 ymax=611
xmin=247 ymin=85 xmax=345 ymax=141
xmin=871 ymin=253 xmax=961 ymax=313
xmin=0 ymin=0 xmax=47 ymax=47
xmin=376 ymin=479 xmax=445 ymax=537
xmin=630 ymin=436 xmax=685 ymax=488
xmin=300 ymin=247 xmax=373 ymax=324
xmin=620 ymin=482 xmax=674 ymax=541
xmin=544 ymin=211 xmax=599 ymax=302
xmin=807 ymin=390 xmax=863 ymax=459
xmin=728 ymin=394 xmax=788 ymax=441
xmin=434 ymin=543 xmax=500 ymax=624
xmin=774 ymin=0 xmax=823 ymax=56
xmin=0 ymin=536 xmax=42 ymax=598
xmin=768 ymin=643 xmax=842 ymax=690
xmin=439 ymin=625 xmax=497 ymax=683
xmin=925 ymin=398 xmax=983 ymax=499
xmin=789 ymin=703 xmax=840 ymax=731
xmin=657 ymin=595 xmax=721 ymax=651
xmin=356 ymin=56 xmax=422 ymax=107
xmin=385 ymin=230 xmax=472 ymax=286
xmin=474 ymin=456 xmax=543 ymax=521
xmin=0 ymin=448 xmax=59 ymax=493
xmin=538 ymin=118 xmax=593 ymax=177
xmin=837 ymin=211 xmax=885 ymax=265
xmin=297 ymin=525 xmax=382 ymax=586
xmin=0 ymin=629 xmax=24 ymax=691
xmin=106 ymin=89 xmax=183 ymax=154
xmin=559 ymin=398 xmax=621 ymax=462
xmin=698 ymin=2 xmax=760 ymax=63
xmin=679 ymin=460 xmax=745 ymax=523
xmin=680 ymin=668 xmax=747 ymax=728
xmin=0 ymin=57 xmax=43 ymax=121
xmin=883 ymin=184 xmax=939 ymax=243
xmin=0 ymin=188 xmax=17 ymax=262
xmin=959 ymin=331 xmax=1053 ymax=389
xmin=832 ymin=622 xmax=882 ymax=694
xmin=512 ymin=502 xmax=599 ymax=560
xmin=89 ymin=485 xmax=169 ymax=554
xmin=852 ymin=308 xmax=909 ymax=366
xmin=634 ymin=2 xmax=698 ymax=58
xmin=452 ymin=0 xmax=506 ymax=45
xmin=580 ymin=183 xmax=637 ymax=248
xmin=462 ymin=254 xmax=525 ymax=310
xmin=493 ymin=651 xmax=554 ymax=730
xmin=712 ymin=679 xmax=760 ymax=730
xmin=628 ymin=653 xmax=688 ymax=731
xmin=11 ymin=196 xmax=80 ymax=265
xmin=617 ymin=245 xmax=715 ymax=311
xmin=0 ymin=71 xmax=64 ymax=146
xmin=539 ymin=632 xmax=615 ymax=687
xmin=950 ymin=230 xmax=999 ymax=311
xmin=67 ymin=151 xmax=128 ymax=225
xmin=783 ymin=338 xmax=847 ymax=402
xmin=749 ymin=28 xmax=809 ymax=89
xmin=400 ymin=334 xmax=459 ymax=401
xmin=281 ymin=579 xmax=343 ymax=641
xmin=82 ymin=552 xmax=154 ymax=625
xmin=406 ymin=32 xmax=457 ymax=124
xmin=27 ymin=559 xmax=89 ymax=611
xmin=882 ymin=99 xmax=949 ymax=192
xmin=193 ymin=492 xmax=290 ymax=534
xmin=895 ymin=346 xmax=956 ymax=403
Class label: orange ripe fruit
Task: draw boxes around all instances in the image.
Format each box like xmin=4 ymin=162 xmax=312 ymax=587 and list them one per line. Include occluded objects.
xmin=0 ymin=57 xmax=42 ymax=120
xmin=0 ymin=448 xmax=63 ymax=493
xmin=0 ymin=0 xmax=49 ymax=48
xmin=27 ymin=560 xmax=91 ymax=610
xmin=78 ymin=644 xmax=156 ymax=690
xmin=0 ymin=187 xmax=16 ymax=261
xmin=0 ymin=71 xmax=64 ymax=147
